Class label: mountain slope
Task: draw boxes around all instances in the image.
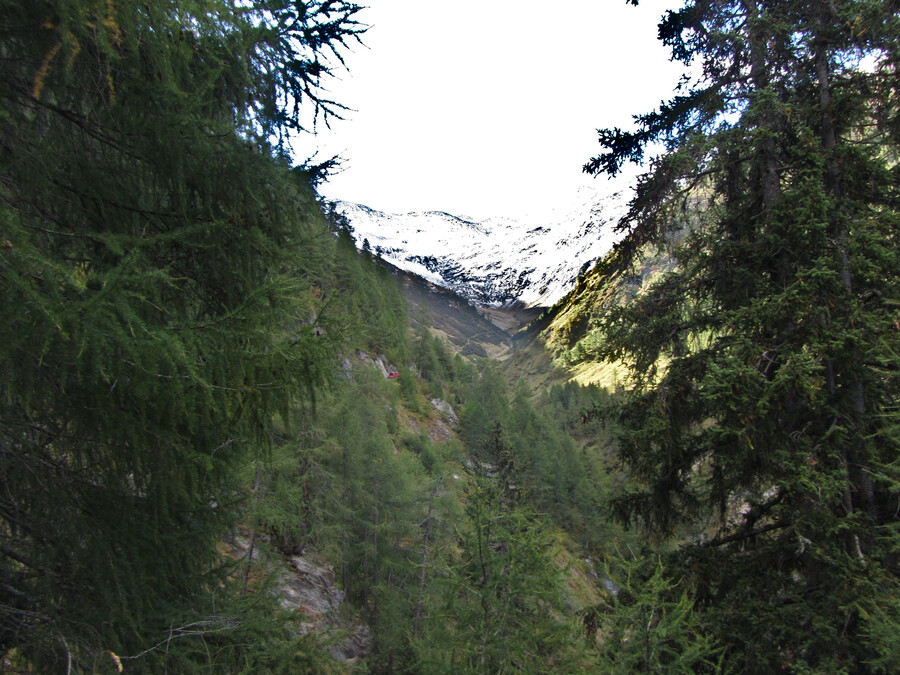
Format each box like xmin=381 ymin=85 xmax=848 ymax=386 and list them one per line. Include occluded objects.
xmin=334 ymin=186 xmax=630 ymax=308
xmin=502 ymin=238 xmax=678 ymax=389
xmin=376 ymin=258 xmax=538 ymax=359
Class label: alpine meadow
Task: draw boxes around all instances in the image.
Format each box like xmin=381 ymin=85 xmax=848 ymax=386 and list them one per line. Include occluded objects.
xmin=1 ymin=0 xmax=899 ymax=674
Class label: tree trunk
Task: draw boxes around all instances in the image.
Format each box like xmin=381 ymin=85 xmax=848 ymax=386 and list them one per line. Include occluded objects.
xmin=414 ymin=480 xmax=440 ymax=629
xmin=742 ymin=0 xmax=780 ymax=212
xmin=814 ymin=8 xmax=876 ymax=526
xmin=242 ymin=461 xmax=265 ymax=594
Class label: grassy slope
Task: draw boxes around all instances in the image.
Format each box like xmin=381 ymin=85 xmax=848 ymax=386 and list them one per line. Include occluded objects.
xmin=511 ymin=244 xmax=675 ymax=390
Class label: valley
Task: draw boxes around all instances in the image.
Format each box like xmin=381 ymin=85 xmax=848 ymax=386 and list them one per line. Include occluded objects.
xmin=390 ymin=260 xmax=527 ymax=360
xmin=4 ymin=1 xmax=898 ymax=672
xmin=335 ymin=188 xmax=636 ymax=383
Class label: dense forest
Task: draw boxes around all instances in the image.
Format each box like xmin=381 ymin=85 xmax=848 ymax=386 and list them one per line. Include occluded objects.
xmin=1 ymin=0 xmax=899 ymax=673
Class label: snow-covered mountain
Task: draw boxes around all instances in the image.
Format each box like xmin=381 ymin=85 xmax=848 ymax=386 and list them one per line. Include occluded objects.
xmin=332 ymin=186 xmax=631 ymax=308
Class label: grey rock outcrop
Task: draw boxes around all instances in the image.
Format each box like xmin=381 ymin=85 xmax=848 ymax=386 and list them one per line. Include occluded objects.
xmin=275 ymin=554 xmax=370 ymax=662
xmin=430 ymin=398 xmax=459 ymax=426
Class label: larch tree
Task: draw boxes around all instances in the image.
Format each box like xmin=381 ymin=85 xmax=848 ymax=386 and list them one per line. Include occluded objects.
xmin=0 ymin=0 xmax=361 ymax=670
xmin=586 ymin=0 xmax=900 ymax=669
xmin=438 ymin=423 xmax=572 ymax=673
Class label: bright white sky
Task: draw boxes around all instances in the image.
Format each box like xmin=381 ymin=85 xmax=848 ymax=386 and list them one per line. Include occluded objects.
xmin=298 ymin=0 xmax=687 ymax=220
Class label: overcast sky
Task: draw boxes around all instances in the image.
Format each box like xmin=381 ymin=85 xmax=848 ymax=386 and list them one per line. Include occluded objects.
xmin=298 ymin=0 xmax=687 ymax=220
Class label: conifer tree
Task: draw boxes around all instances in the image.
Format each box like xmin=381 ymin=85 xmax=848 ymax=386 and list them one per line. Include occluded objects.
xmin=0 ymin=0 xmax=361 ymax=669
xmin=586 ymin=0 xmax=899 ymax=668
xmin=438 ymin=423 xmax=572 ymax=673
xmin=592 ymin=557 xmax=721 ymax=673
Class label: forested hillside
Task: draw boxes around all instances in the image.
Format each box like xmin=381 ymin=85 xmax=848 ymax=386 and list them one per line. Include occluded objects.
xmin=0 ymin=1 xmax=622 ymax=671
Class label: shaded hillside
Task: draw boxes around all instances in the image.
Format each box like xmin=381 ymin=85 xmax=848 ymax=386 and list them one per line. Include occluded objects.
xmin=379 ymin=259 xmax=540 ymax=360
xmin=362 ymin=244 xmax=670 ymax=393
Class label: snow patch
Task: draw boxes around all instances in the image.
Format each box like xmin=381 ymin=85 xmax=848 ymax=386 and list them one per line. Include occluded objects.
xmin=333 ymin=183 xmax=631 ymax=308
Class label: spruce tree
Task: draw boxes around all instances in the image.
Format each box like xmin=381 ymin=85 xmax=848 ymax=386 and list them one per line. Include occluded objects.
xmin=586 ymin=0 xmax=899 ymax=668
xmin=0 ymin=0 xmax=361 ymax=669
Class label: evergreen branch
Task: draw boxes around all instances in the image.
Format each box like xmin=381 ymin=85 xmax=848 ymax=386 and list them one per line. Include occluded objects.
xmin=0 ymin=543 xmax=45 ymax=572
xmin=119 ymin=618 xmax=242 ymax=661
xmin=700 ymin=520 xmax=789 ymax=548
xmin=18 ymin=220 xmax=96 ymax=240
xmin=10 ymin=81 xmax=141 ymax=161
xmin=0 ymin=582 xmax=28 ymax=600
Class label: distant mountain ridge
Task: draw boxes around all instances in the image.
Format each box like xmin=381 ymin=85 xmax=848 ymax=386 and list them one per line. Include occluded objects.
xmin=332 ymin=186 xmax=631 ymax=308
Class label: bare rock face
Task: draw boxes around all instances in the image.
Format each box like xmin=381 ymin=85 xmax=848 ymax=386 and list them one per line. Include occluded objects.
xmin=354 ymin=350 xmax=398 ymax=380
xmin=430 ymin=398 xmax=459 ymax=426
xmin=226 ymin=532 xmax=370 ymax=664
xmin=275 ymin=554 xmax=370 ymax=663
xmin=275 ymin=554 xmax=341 ymax=615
